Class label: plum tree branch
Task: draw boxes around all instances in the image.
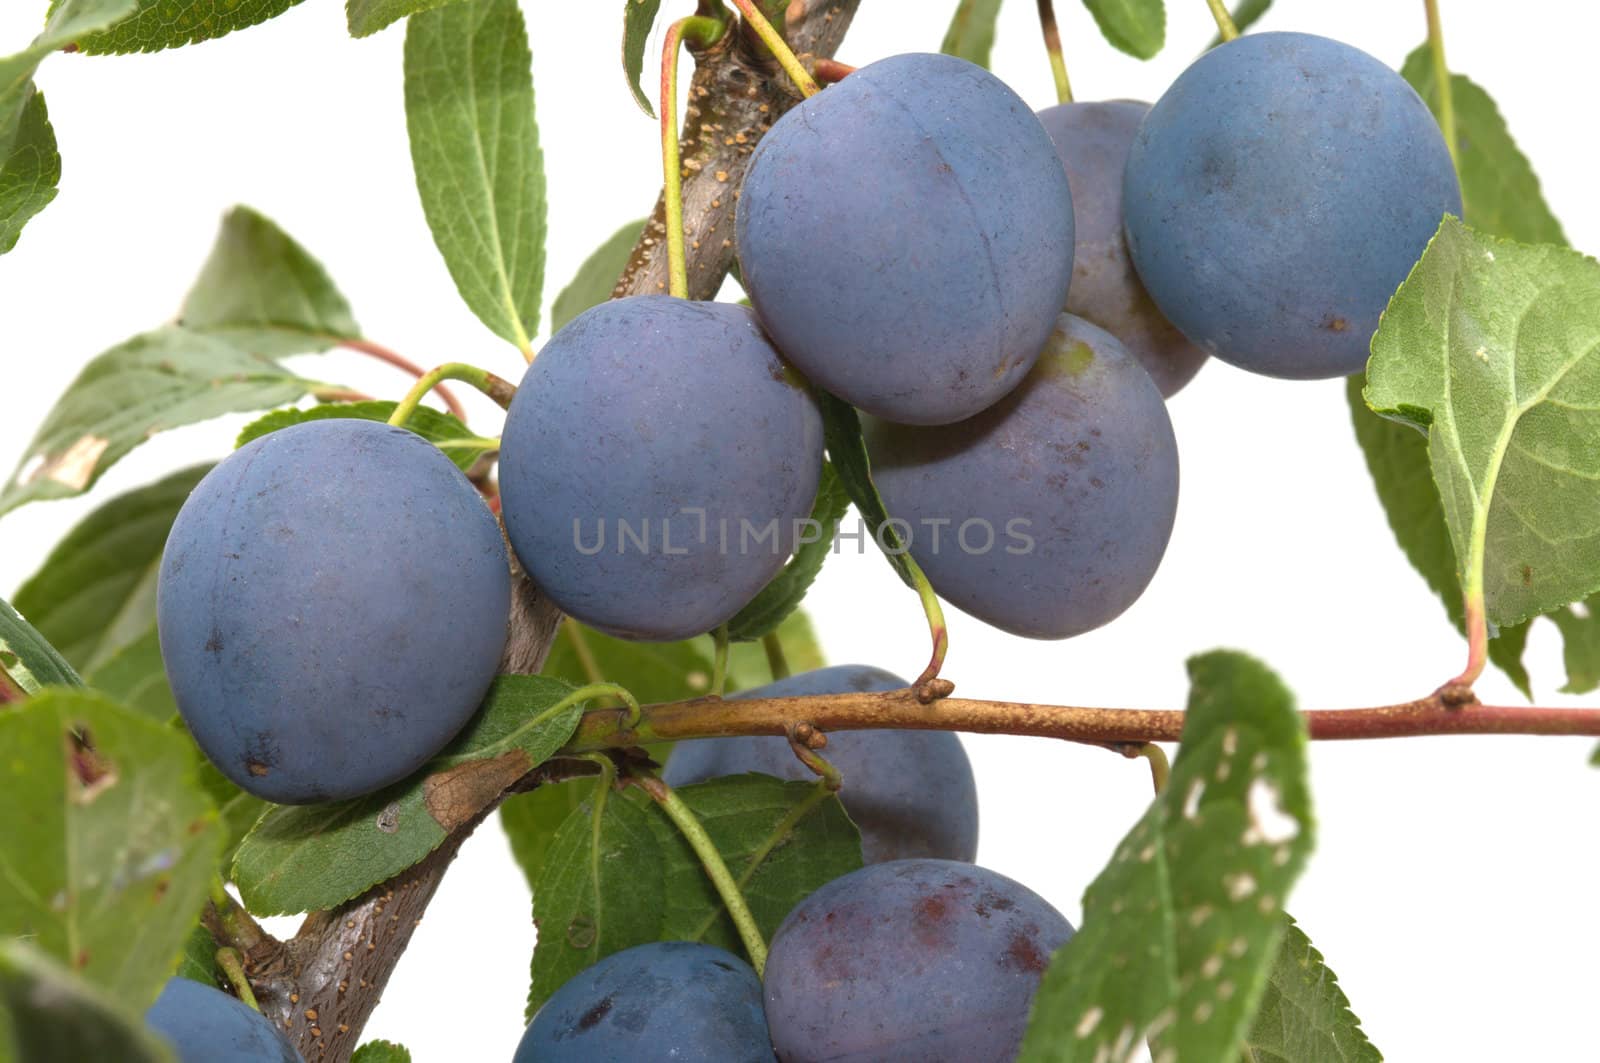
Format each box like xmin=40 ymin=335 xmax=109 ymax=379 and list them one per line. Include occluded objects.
xmin=559 ymin=688 xmax=1600 ymax=751
xmin=245 ymin=5 xmax=864 ymax=1060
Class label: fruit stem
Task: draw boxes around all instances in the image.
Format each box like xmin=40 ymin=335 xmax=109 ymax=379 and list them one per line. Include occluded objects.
xmin=339 ymin=338 xmax=468 ymax=422
xmin=711 ymin=624 xmax=731 ymax=697
xmin=661 ymin=17 xmax=727 ymax=300
xmin=1423 ymin=0 xmax=1459 ymax=167
xmin=1035 ymin=0 xmax=1074 ymax=104
xmin=387 ymin=363 xmax=515 ymax=429
xmin=563 ymin=619 xmax=606 ymax=686
xmin=636 ymin=770 xmax=769 ymax=974
xmin=1204 ymin=0 xmax=1239 ymax=41
xmin=215 ymin=948 xmax=260 ymax=1011
xmin=729 ymin=0 xmax=820 ymax=97
xmin=761 ymin=631 xmax=791 ymax=681
xmin=786 ymin=723 xmax=843 ymax=790
xmin=1138 ymin=743 xmax=1171 ymax=793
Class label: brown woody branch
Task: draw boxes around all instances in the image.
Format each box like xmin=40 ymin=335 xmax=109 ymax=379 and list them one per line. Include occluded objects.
xmin=242 ymin=4 xmax=863 ymax=1060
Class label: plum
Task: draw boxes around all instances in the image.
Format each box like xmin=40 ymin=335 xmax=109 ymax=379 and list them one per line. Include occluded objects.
xmin=158 ymin=418 xmax=510 ymax=804
xmin=1037 ymin=99 xmax=1205 ymax=397
xmin=664 ymin=665 xmax=979 ymax=863
xmin=498 ymin=296 xmax=823 ymax=642
xmin=763 ymin=859 xmax=1074 ymax=1062
xmin=864 ymin=314 xmax=1178 ymax=640
xmin=515 ymin=942 xmax=774 ymax=1062
xmin=145 ymin=978 xmax=302 ymax=1063
xmin=1123 ymin=32 xmax=1461 ymax=379
xmin=737 ymin=52 xmax=1074 ymax=425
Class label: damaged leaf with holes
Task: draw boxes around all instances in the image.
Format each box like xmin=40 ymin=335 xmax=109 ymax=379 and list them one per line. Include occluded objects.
xmin=1018 ymin=651 xmax=1314 ymax=1063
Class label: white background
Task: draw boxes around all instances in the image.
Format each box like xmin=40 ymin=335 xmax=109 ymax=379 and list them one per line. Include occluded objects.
xmin=1 ymin=1 xmax=1596 ymax=1060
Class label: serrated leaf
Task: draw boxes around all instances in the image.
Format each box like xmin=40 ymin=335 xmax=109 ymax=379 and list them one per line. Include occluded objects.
xmin=1401 ymin=47 xmax=1565 ymax=248
xmin=621 ymin=0 xmax=664 ymax=116
xmin=527 ymin=778 xmax=663 ymax=1016
xmin=501 ymin=778 xmax=590 ymax=892
xmin=940 ymin=0 xmax=1003 ymax=67
xmin=0 ymin=328 xmax=325 ymax=515
xmin=178 ymin=206 xmax=359 ymax=357
xmin=1 ymin=0 xmax=138 ymax=119
xmin=552 ymin=218 xmax=645 ymax=331
xmin=1079 ymin=0 xmax=1164 ymax=61
xmin=818 ymin=392 xmax=915 ymax=589
xmin=1346 ymin=376 xmax=1531 ymax=695
xmin=0 ymin=596 xmax=81 ymax=695
xmin=1207 ymin=0 xmax=1270 ymax=49
xmin=0 ymin=88 xmax=59 ymax=256
xmin=172 ymin=924 xmax=220 ymax=987
xmin=0 ymin=941 xmax=176 ymax=1063
xmin=647 ymin=775 xmax=862 ymax=952
xmin=0 ymin=690 xmax=222 ymax=1008
xmin=1019 ymin=650 xmax=1314 ymax=1063
xmin=50 ymin=0 xmax=306 ymax=54
xmin=1244 ymin=915 xmax=1381 ymax=1063
xmin=346 ymin=0 xmax=464 ymax=38
xmin=236 ymin=401 xmax=493 ymax=472
xmin=405 ymin=0 xmax=546 ymax=354
xmin=351 ymin=1040 xmax=413 ymax=1063
xmin=1366 ymin=219 xmax=1600 ymax=629
xmin=727 ymin=462 xmax=848 ymax=641
xmin=13 ymin=465 xmax=209 ymax=675
xmin=232 ymin=675 xmax=585 ymax=916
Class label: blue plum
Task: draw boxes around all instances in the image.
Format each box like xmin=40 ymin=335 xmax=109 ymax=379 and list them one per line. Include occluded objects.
xmin=1123 ymin=32 xmax=1461 ymax=379
xmin=763 ymin=859 xmax=1074 ymax=1062
xmin=1038 ymin=100 xmax=1206 ymax=397
xmin=145 ymin=978 xmax=302 ymax=1063
xmin=499 ymin=296 xmax=823 ymax=642
xmin=158 ymin=418 xmax=510 ymax=804
xmin=863 ymin=314 xmax=1178 ymax=640
xmin=737 ymin=52 xmax=1074 ymax=425
xmin=665 ymin=665 xmax=978 ymax=863
xmin=515 ymin=942 xmax=774 ymax=1062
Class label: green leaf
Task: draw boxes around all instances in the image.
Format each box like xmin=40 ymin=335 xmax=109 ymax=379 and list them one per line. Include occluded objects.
xmin=552 ymin=218 xmax=645 ymax=331
xmin=940 ymin=0 xmax=1003 ymax=68
xmin=0 ymin=596 xmax=81 ymax=695
xmin=818 ymin=392 xmax=915 ymax=589
xmin=236 ymin=401 xmax=494 ymax=472
xmin=1549 ymin=596 xmax=1600 ymax=694
xmin=1207 ymin=1 xmax=1270 ymax=49
xmin=724 ymin=608 xmax=824 ymax=694
xmin=527 ymin=778 xmax=664 ymax=1016
xmin=0 ymin=328 xmax=325 ymax=515
xmin=405 ymin=0 xmax=546 ymax=355
xmin=172 ymin=923 xmax=220 ymax=987
xmin=1 ymin=0 xmax=138 ymax=119
xmin=195 ymin=759 xmax=268 ymax=870
xmin=621 ymin=0 xmax=664 ymax=116
xmin=1346 ymin=376 xmax=1531 ymax=694
xmin=85 ymin=627 xmax=177 ymax=721
xmin=50 ymin=0 xmax=306 ymax=54
xmin=0 ymin=690 xmax=222 ymax=1008
xmin=0 ymin=88 xmax=60 ymax=256
xmin=501 ymin=778 xmax=590 ymax=892
xmin=543 ymin=622 xmax=714 ymax=704
xmin=1401 ymin=47 xmax=1565 ymax=248
xmin=647 ymin=775 xmax=862 ymax=952
xmin=1366 ymin=218 xmax=1600 ymax=629
xmin=232 ymin=675 xmax=585 ymax=916
xmin=1018 ymin=651 xmax=1314 ymax=1063
xmin=347 ymin=0 xmax=464 ymax=38
xmin=1244 ymin=915 xmax=1381 ymax=1063
xmin=13 ymin=465 xmax=209 ymax=675
xmin=178 ymin=206 xmax=359 ymax=357
xmin=727 ymin=463 xmax=849 ymax=641
xmin=1079 ymin=0 xmax=1164 ymax=61
xmin=351 ymin=1040 xmax=413 ymax=1063
xmin=0 ymin=940 xmax=176 ymax=1063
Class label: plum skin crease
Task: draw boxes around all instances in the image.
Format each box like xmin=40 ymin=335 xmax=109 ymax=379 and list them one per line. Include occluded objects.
xmin=866 ymin=313 xmax=1179 ymax=641
xmin=737 ymin=51 xmax=1075 ymax=426
xmin=498 ymin=295 xmax=823 ymax=642
xmin=663 ymin=664 xmax=980 ymax=864
xmin=156 ymin=418 xmax=510 ymax=805
xmin=1122 ymin=31 xmax=1462 ymax=380
xmin=763 ymin=859 xmax=1075 ymax=1062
